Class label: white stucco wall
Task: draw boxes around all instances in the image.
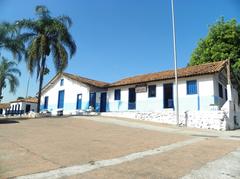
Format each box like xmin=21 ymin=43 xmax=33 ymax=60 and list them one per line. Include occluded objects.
xmin=221 ymin=86 xmax=240 ymax=129
xmin=107 ymin=75 xmax=217 ymax=112
xmin=9 ymin=102 xmax=37 ymax=113
xmin=41 ymin=75 xmax=90 ymax=115
xmin=213 ymin=74 xmax=228 ymax=109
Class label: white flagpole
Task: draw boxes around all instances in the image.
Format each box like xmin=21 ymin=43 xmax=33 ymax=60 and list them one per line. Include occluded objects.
xmin=25 ymin=75 xmax=30 ymax=98
xmin=171 ymin=0 xmax=179 ymax=126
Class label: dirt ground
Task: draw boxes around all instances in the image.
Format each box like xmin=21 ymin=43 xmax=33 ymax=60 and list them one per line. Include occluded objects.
xmin=0 ymin=116 xmax=240 ymax=179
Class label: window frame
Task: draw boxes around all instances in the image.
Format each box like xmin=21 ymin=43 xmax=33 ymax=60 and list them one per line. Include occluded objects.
xmin=114 ymin=89 xmax=121 ymax=100
xmin=44 ymin=96 xmax=49 ymax=109
xmin=225 ymin=88 xmax=228 ymax=100
xmin=148 ymin=85 xmax=156 ymax=98
xmin=60 ymin=79 xmax=64 ymax=86
xmin=76 ymin=94 xmax=82 ymax=110
xmin=218 ymin=83 xmax=223 ymax=98
xmin=57 ymin=90 xmax=65 ymax=109
xmin=186 ymin=80 xmax=197 ymax=95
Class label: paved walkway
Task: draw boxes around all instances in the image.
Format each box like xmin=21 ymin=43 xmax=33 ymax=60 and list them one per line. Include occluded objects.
xmin=182 ymin=148 xmax=240 ymax=179
xmin=0 ymin=116 xmax=239 ymax=179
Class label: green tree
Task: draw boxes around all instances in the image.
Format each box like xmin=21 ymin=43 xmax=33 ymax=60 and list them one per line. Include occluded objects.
xmin=189 ymin=18 xmax=240 ymax=96
xmin=17 ymin=5 xmax=76 ymax=112
xmin=0 ymin=22 xmax=24 ymax=61
xmin=0 ymin=57 xmax=21 ymax=102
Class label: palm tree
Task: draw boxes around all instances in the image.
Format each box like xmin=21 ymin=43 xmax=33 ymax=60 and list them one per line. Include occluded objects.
xmin=0 ymin=22 xmax=24 ymax=61
xmin=17 ymin=5 xmax=76 ymax=112
xmin=0 ymin=57 xmax=21 ymax=102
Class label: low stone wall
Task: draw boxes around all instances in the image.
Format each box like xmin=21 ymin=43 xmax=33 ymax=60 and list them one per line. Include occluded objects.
xmin=101 ymin=110 xmax=228 ymax=130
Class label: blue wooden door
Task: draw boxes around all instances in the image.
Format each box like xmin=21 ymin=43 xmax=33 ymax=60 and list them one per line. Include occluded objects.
xmin=44 ymin=96 xmax=49 ymax=109
xmin=128 ymin=88 xmax=136 ymax=110
xmin=25 ymin=104 xmax=31 ymax=113
xmin=100 ymin=92 xmax=107 ymax=112
xmin=76 ymin=94 xmax=82 ymax=109
xmin=163 ymin=83 xmax=173 ymax=108
xmin=89 ymin=92 xmax=96 ymax=109
xmin=58 ymin=90 xmax=65 ymax=108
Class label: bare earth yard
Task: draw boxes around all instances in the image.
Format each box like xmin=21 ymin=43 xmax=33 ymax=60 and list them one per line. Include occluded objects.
xmin=0 ymin=116 xmax=240 ymax=179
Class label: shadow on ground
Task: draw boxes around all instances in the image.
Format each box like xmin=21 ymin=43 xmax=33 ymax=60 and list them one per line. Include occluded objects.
xmin=0 ymin=120 xmax=19 ymax=124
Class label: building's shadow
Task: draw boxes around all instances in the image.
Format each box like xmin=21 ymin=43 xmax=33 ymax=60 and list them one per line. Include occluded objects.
xmin=0 ymin=119 xmax=19 ymax=124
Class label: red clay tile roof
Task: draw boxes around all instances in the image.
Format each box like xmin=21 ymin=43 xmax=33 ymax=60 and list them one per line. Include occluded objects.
xmin=0 ymin=103 xmax=10 ymax=109
xmin=41 ymin=72 xmax=109 ymax=94
xmin=41 ymin=60 xmax=227 ymax=92
xmin=110 ymin=60 xmax=227 ymax=87
xmin=63 ymin=73 xmax=109 ymax=88
xmin=11 ymin=97 xmax=38 ymax=103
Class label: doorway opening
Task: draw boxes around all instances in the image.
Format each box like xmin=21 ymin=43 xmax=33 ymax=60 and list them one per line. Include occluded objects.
xmin=163 ymin=83 xmax=174 ymax=108
xmin=100 ymin=92 xmax=107 ymax=112
xmin=128 ymin=88 xmax=136 ymax=110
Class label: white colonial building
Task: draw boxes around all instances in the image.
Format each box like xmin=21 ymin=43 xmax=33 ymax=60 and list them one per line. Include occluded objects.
xmin=40 ymin=73 xmax=109 ymax=115
xmin=0 ymin=97 xmax=38 ymax=116
xmin=40 ymin=60 xmax=240 ymax=130
xmin=106 ymin=60 xmax=235 ymax=112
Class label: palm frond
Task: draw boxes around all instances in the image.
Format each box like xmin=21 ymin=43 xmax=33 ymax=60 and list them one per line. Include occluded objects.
xmin=0 ymin=22 xmax=25 ymax=61
xmin=57 ymin=15 xmax=72 ymax=28
xmin=35 ymin=5 xmax=50 ymax=19
xmin=51 ymin=41 xmax=68 ymax=72
xmin=25 ymin=37 xmax=41 ymax=75
xmin=0 ymin=57 xmax=20 ymax=96
xmin=16 ymin=19 xmax=40 ymax=32
xmin=6 ymin=73 xmax=19 ymax=93
xmin=7 ymin=68 xmax=21 ymax=76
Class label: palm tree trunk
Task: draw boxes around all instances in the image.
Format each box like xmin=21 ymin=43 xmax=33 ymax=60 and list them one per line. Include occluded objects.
xmin=0 ymin=81 xmax=4 ymax=102
xmin=0 ymin=87 xmax=3 ymax=103
xmin=37 ymin=56 xmax=46 ymax=113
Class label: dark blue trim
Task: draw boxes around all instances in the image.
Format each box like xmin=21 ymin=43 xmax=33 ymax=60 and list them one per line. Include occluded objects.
xmin=163 ymin=83 xmax=174 ymax=108
xmin=44 ymin=96 xmax=49 ymax=109
xmin=100 ymin=92 xmax=107 ymax=112
xmin=89 ymin=92 xmax=96 ymax=108
xmin=60 ymin=79 xmax=64 ymax=86
xmin=128 ymin=88 xmax=136 ymax=110
xmin=114 ymin=89 xmax=121 ymax=100
xmin=148 ymin=85 xmax=156 ymax=98
xmin=57 ymin=90 xmax=65 ymax=108
xmin=76 ymin=94 xmax=82 ymax=110
xmin=197 ymin=95 xmax=200 ymax=110
xmin=187 ymin=80 xmax=197 ymax=95
xmin=218 ymin=83 xmax=223 ymax=98
xmin=225 ymin=88 xmax=228 ymax=100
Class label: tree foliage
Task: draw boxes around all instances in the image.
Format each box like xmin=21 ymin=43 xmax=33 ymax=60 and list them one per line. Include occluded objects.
xmin=0 ymin=57 xmax=21 ymax=101
xmin=189 ymin=18 xmax=240 ymax=67
xmin=17 ymin=5 xmax=76 ymax=112
xmin=189 ymin=18 xmax=240 ymax=92
xmin=0 ymin=22 xmax=25 ymax=61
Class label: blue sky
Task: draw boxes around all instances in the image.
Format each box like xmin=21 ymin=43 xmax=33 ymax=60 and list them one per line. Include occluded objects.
xmin=0 ymin=0 xmax=239 ymax=102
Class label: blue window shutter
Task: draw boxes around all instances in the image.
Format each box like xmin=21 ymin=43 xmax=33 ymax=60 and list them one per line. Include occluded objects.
xmin=58 ymin=90 xmax=65 ymax=108
xmin=218 ymin=83 xmax=223 ymax=98
xmin=148 ymin=85 xmax=156 ymax=97
xmin=187 ymin=80 xmax=197 ymax=95
xmin=114 ymin=89 xmax=121 ymax=100
xmin=60 ymin=79 xmax=64 ymax=86
xmin=44 ymin=96 xmax=49 ymax=109
xmin=76 ymin=94 xmax=82 ymax=109
xmin=89 ymin=92 xmax=96 ymax=108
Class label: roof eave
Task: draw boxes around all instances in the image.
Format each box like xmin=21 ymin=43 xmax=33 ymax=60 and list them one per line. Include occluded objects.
xmin=109 ymin=72 xmax=218 ymax=88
